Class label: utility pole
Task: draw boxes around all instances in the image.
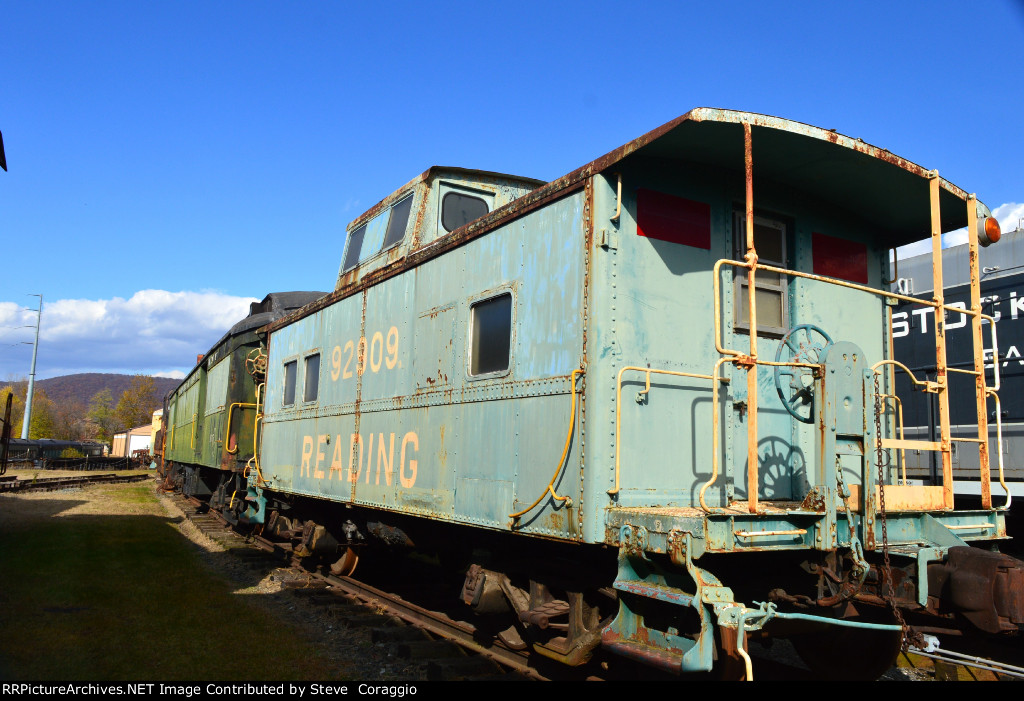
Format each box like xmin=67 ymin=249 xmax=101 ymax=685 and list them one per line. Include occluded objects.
xmin=21 ymin=294 xmax=42 ymax=440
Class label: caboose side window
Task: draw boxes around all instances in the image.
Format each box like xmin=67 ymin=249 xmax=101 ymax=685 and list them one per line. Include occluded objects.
xmin=380 ymin=193 xmax=414 ymax=251
xmin=470 ymin=293 xmax=513 ymax=376
xmin=734 ymin=215 xmax=788 ymax=335
xmin=342 ymin=224 xmax=368 ymax=272
xmin=283 ymin=360 xmax=297 ymax=406
xmin=442 ymin=192 xmax=489 ymax=233
xmin=304 ymin=353 xmax=320 ymax=403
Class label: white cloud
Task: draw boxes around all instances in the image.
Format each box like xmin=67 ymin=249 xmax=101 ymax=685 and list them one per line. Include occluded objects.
xmin=0 ymin=290 xmax=257 ymax=380
xmin=153 ymin=370 xmax=187 ymax=380
xmin=994 ymin=202 xmax=1024 ymax=235
xmin=896 ymin=201 xmax=1024 ymax=259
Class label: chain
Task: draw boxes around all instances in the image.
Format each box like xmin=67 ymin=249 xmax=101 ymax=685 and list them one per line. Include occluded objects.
xmin=834 ymin=456 xmax=856 ymax=543
xmin=873 ymin=373 xmax=911 ymax=646
xmin=830 ymin=455 xmax=869 ymax=604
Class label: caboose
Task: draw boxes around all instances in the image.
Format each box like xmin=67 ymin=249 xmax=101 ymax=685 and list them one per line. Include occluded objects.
xmin=180 ymin=109 xmax=1023 ymax=679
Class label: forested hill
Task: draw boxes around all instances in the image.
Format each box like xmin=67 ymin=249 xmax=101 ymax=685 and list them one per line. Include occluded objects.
xmin=34 ymin=373 xmax=181 ymax=406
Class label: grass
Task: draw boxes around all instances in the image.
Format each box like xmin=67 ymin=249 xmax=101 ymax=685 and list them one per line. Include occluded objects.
xmin=0 ymin=485 xmax=350 ymax=681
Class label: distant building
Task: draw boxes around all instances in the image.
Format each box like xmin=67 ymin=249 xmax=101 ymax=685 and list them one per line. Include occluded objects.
xmin=112 ymin=424 xmax=153 ymax=457
xmin=150 ymin=409 xmax=163 ymax=451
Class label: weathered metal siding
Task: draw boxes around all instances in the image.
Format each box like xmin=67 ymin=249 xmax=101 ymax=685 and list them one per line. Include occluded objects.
xmin=262 ymin=190 xmax=586 ymax=538
xmin=584 ymin=156 xmax=888 ymax=543
xmin=164 ymin=330 xmax=264 ymax=472
xmin=200 ymin=356 xmax=230 ymax=467
xmin=166 ymin=370 xmax=203 ymax=464
xmin=584 ymin=166 xmax=728 ymax=532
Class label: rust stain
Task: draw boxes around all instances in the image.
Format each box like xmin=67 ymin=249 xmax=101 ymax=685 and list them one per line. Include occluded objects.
xmin=546 ymin=510 xmax=564 ymax=531
xmin=350 ymin=289 xmax=368 ymax=504
xmin=410 ymin=178 xmax=431 ymax=249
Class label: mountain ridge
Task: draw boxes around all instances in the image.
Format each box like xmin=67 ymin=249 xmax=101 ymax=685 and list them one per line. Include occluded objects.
xmin=7 ymin=373 xmax=182 ymax=408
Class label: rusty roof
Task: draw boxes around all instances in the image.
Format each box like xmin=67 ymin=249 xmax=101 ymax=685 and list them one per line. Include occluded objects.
xmin=516 ymin=107 xmax=983 ymax=245
xmin=345 ymin=166 xmax=546 ymax=233
xmin=265 ymin=109 xmax=989 ymax=333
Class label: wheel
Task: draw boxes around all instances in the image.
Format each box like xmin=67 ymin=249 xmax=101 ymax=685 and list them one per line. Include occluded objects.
xmin=330 ymin=547 xmax=360 ymax=577
xmin=773 ymin=324 xmax=833 ymax=424
xmin=789 ymin=620 xmax=902 ymax=680
xmin=245 ymin=347 xmax=268 ymax=379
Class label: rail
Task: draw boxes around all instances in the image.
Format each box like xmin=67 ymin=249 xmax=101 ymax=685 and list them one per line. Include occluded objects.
xmin=610 ymin=365 xmax=727 ymax=497
xmin=878 ymin=393 xmax=908 ymax=485
xmin=245 ymin=383 xmax=267 ymax=485
xmin=615 ymin=122 xmax=1003 ymax=515
xmin=510 ymin=369 xmax=581 ymax=521
xmin=225 ymin=402 xmax=258 ymax=455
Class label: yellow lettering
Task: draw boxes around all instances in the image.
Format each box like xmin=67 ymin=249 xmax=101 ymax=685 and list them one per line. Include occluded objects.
xmin=314 ymin=435 xmax=327 ymax=479
xmin=329 ymin=435 xmax=344 ymax=480
xmin=331 ymin=345 xmax=342 ymax=381
xmin=348 ymin=433 xmax=362 ymax=483
xmin=386 ymin=326 xmax=399 ymax=369
xmin=400 ymin=431 xmax=418 ymax=488
xmin=300 ymin=435 xmax=314 ymax=478
xmin=342 ymin=340 xmax=354 ymax=379
xmin=370 ymin=331 xmax=384 ymax=373
xmin=376 ymin=432 xmax=395 ymax=485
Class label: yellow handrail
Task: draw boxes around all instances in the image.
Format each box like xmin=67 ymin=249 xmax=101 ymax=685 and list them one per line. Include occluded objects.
xmin=987 ymin=390 xmax=1011 ymax=511
xmin=696 ymin=128 xmax=995 ymax=515
xmin=878 ymin=393 xmax=907 ymax=485
xmin=224 ymin=402 xmax=258 ymax=455
xmin=244 ymin=383 xmax=267 ymax=485
xmin=610 ymin=366 xmax=723 ymax=497
xmin=510 ymin=370 xmax=583 ymax=521
xmin=709 ymin=257 xmax=997 ymax=513
xmin=190 ymin=413 xmax=197 ymax=450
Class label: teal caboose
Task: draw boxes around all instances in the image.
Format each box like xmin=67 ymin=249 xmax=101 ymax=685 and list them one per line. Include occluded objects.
xmin=252 ymin=110 xmax=1023 ymax=679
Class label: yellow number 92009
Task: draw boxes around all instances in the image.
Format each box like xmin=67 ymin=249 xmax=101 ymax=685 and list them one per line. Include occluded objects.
xmin=331 ymin=326 xmax=399 ymax=381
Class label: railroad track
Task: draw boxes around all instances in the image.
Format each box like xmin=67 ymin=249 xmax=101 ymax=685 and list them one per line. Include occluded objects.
xmin=0 ymin=472 xmax=151 ymax=493
xmin=162 ymin=487 xmax=1020 ymax=681
xmin=165 ymin=490 xmax=547 ymax=681
xmin=160 ymin=489 xmax=844 ymax=681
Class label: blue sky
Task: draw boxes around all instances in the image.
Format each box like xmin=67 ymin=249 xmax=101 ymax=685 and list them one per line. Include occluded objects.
xmin=2 ymin=1 xmax=1022 ymax=379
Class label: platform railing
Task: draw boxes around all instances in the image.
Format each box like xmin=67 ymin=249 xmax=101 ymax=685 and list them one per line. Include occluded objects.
xmin=610 ymin=124 xmax=1004 ymax=516
xmin=703 ymin=124 xmax=1001 ymax=514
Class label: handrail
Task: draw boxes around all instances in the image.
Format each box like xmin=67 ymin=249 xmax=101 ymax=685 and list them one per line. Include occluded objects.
xmin=877 ymin=393 xmax=907 ymax=485
xmin=511 ymin=369 xmax=582 ymax=520
xmin=224 ymin=402 xmax=258 ymax=455
xmin=870 ymin=360 xmax=931 ymax=391
xmin=613 ymin=125 xmax=996 ymax=520
xmin=245 ymin=383 xmax=267 ymax=485
xmin=190 ymin=413 xmax=197 ymax=450
xmin=987 ymin=389 xmax=1011 ymax=511
xmin=710 ymin=256 xmax=998 ymax=513
xmin=884 ymin=247 xmax=899 ymax=286
xmin=610 ymin=366 xmax=721 ymax=497
xmin=698 ymin=358 xmax=731 ymax=511
xmin=610 ymin=173 xmax=622 ymax=223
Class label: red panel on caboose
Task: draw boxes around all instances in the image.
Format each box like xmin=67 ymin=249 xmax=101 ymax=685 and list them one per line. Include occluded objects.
xmin=812 ymin=232 xmax=868 ymax=284
xmin=636 ymin=189 xmax=710 ymax=249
